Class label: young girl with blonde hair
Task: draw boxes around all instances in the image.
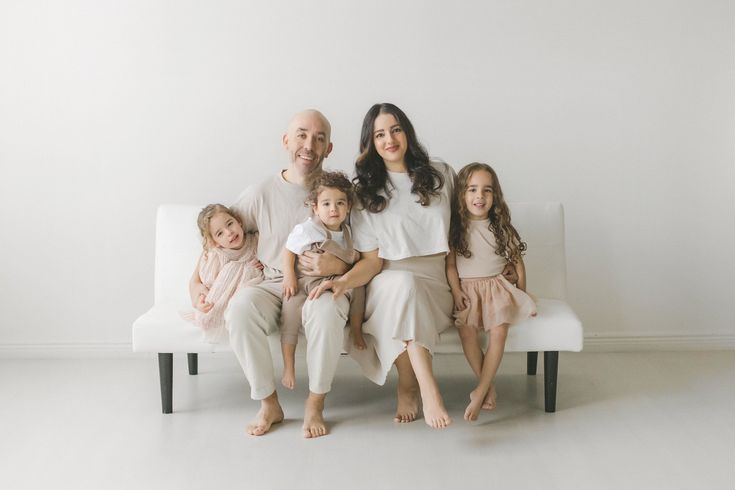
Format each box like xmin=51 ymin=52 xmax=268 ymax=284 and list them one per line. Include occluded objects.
xmin=446 ymin=163 xmax=536 ymax=421
xmin=186 ymin=204 xmax=263 ymax=342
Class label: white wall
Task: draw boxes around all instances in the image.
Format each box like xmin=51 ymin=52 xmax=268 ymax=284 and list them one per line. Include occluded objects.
xmin=1 ymin=0 xmax=733 ymax=352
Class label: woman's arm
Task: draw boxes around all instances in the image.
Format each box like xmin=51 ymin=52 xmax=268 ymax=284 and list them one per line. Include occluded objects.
xmin=445 ymin=251 xmax=469 ymax=310
xmin=307 ymin=249 xmax=383 ymax=300
xmin=298 ymin=250 xmax=349 ymax=276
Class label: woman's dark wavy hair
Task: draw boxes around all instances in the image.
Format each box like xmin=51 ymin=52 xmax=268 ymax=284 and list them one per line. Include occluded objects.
xmin=449 ymin=163 xmax=527 ymax=262
xmin=353 ymin=103 xmax=444 ymax=213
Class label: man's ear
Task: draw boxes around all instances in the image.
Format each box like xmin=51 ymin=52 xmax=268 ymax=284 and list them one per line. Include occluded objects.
xmin=324 ymin=142 xmax=333 ymax=158
xmin=282 ymin=133 xmax=289 ymax=149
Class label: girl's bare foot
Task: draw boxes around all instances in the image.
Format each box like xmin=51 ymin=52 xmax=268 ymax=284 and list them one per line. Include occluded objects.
xmin=281 ymin=369 xmax=295 ymax=390
xmin=464 ymin=388 xmax=486 ymax=421
xmin=303 ymin=393 xmax=328 ymax=438
xmin=246 ymin=395 xmax=284 ymax=436
xmin=421 ymin=389 xmax=452 ymax=429
xmin=481 ymin=385 xmax=497 ymax=410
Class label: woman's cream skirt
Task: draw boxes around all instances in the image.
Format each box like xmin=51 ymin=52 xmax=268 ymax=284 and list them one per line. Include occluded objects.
xmin=345 ymin=254 xmax=453 ymax=385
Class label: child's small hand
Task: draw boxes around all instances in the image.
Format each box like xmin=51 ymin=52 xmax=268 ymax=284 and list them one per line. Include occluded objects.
xmin=191 ymin=284 xmax=210 ymax=308
xmin=502 ymin=262 xmax=518 ymax=285
xmin=195 ymin=294 xmax=213 ymax=313
xmin=248 ymin=258 xmax=264 ymax=271
xmin=452 ymin=290 xmax=470 ymax=311
xmin=283 ymin=277 xmax=298 ymax=300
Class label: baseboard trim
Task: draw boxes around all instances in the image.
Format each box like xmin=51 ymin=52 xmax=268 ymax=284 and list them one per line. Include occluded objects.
xmin=0 ymin=334 xmax=733 ymax=359
xmin=582 ymin=334 xmax=735 ymax=352
xmin=0 ymin=342 xmax=144 ymax=359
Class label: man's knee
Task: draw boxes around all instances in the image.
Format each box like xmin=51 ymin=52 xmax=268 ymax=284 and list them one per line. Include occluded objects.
xmin=225 ymin=287 xmax=279 ymax=333
xmin=304 ymin=294 xmax=349 ymax=324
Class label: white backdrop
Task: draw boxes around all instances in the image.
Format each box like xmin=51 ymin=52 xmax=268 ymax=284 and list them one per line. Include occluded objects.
xmin=1 ymin=0 xmax=733 ymax=354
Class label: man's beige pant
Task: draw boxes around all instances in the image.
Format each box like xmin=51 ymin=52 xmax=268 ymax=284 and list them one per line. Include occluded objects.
xmin=225 ymin=279 xmax=349 ymax=400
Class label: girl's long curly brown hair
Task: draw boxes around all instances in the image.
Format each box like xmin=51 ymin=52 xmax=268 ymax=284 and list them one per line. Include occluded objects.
xmin=449 ymin=163 xmax=527 ymax=262
xmin=353 ymin=103 xmax=444 ymax=213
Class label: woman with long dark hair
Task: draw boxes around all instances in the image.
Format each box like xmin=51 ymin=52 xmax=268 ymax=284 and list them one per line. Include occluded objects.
xmin=310 ymin=103 xmax=455 ymax=428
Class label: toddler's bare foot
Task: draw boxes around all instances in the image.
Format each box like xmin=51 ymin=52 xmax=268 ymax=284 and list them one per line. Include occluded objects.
xmin=464 ymin=388 xmax=486 ymax=421
xmin=422 ymin=389 xmax=452 ymax=429
xmin=394 ymin=383 xmax=419 ymax=423
xmin=281 ymin=369 xmax=295 ymax=390
xmin=353 ymin=332 xmax=367 ymax=350
xmin=303 ymin=394 xmax=328 ymax=438
xmin=246 ymin=396 xmax=284 ymax=436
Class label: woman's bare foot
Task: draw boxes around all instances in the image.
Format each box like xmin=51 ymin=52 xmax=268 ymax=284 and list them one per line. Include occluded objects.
xmin=303 ymin=393 xmax=328 ymax=438
xmin=422 ymin=389 xmax=452 ymax=429
xmin=464 ymin=388 xmax=487 ymax=421
xmin=394 ymin=383 xmax=420 ymax=423
xmin=352 ymin=331 xmax=367 ymax=350
xmin=281 ymin=368 xmax=295 ymax=390
xmin=246 ymin=394 xmax=284 ymax=436
xmin=481 ymin=385 xmax=497 ymax=410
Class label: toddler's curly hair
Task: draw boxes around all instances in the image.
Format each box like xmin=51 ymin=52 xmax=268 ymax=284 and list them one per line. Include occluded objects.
xmin=306 ymin=170 xmax=354 ymax=207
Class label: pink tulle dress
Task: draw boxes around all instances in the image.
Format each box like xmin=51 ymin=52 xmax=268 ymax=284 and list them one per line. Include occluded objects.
xmin=183 ymin=233 xmax=263 ymax=342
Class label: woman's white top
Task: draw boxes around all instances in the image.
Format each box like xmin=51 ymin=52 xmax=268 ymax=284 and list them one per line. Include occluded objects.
xmin=351 ymin=161 xmax=456 ymax=261
xmin=286 ymin=217 xmax=346 ymax=254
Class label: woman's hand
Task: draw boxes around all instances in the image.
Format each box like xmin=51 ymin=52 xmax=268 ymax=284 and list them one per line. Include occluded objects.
xmin=282 ymin=276 xmax=298 ymax=300
xmin=308 ymin=278 xmax=349 ymax=301
xmin=299 ymin=251 xmax=349 ymax=276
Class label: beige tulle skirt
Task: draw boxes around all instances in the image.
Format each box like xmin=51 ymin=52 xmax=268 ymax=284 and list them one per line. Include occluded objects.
xmin=454 ymin=274 xmax=536 ymax=331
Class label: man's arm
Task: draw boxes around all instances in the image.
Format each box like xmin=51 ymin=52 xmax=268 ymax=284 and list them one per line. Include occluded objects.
xmin=298 ymin=250 xmax=349 ymax=276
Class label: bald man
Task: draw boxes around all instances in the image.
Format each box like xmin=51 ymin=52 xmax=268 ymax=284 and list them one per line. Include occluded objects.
xmin=226 ymin=110 xmax=350 ymax=438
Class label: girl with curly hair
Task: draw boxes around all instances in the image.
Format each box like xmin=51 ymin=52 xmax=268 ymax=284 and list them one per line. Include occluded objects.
xmin=446 ymin=163 xmax=536 ymax=421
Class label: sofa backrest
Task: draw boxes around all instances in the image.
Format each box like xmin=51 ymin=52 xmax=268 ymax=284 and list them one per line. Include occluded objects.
xmin=152 ymin=201 xmax=567 ymax=305
xmin=154 ymin=205 xmax=202 ymax=305
xmin=508 ymin=202 xmax=567 ymax=300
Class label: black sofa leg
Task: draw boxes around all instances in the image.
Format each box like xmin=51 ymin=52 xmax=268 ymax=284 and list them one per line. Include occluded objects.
xmin=158 ymin=353 xmax=173 ymax=414
xmin=187 ymin=353 xmax=198 ymax=375
xmin=527 ymin=352 xmax=538 ymax=375
xmin=544 ymin=351 xmax=559 ymax=413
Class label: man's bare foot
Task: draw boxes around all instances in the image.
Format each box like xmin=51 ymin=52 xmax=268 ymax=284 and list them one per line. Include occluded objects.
xmin=422 ymin=389 xmax=452 ymax=428
xmin=481 ymin=385 xmax=497 ymax=410
xmin=246 ymin=394 xmax=284 ymax=436
xmin=464 ymin=388 xmax=486 ymax=421
xmin=394 ymin=383 xmax=420 ymax=423
xmin=303 ymin=393 xmax=328 ymax=438
xmin=281 ymin=369 xmax=295 ymax=390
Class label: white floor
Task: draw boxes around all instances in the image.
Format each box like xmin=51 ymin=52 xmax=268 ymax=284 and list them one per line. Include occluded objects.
xmin=1 ymin=351 xmax=733 ymax=490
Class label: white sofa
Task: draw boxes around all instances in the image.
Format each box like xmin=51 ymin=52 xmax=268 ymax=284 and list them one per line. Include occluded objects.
xmin=132 ymin=202 xmax=583 ymax=414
